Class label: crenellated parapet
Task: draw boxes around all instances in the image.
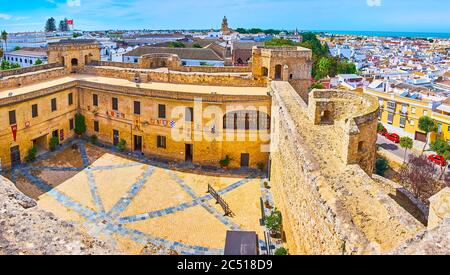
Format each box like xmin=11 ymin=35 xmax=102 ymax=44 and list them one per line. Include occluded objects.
xmin=47 ymin=39 xmax=101 ymax=72
xmin=308 ymin=89 xmax=379 ymax=176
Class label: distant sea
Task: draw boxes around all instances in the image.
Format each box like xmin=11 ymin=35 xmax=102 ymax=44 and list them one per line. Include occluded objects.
xmin=312 ymin=30 xmax=450 ymax=39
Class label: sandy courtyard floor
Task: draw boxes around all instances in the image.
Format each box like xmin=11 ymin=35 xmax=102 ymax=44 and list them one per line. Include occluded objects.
xmin=9 ymin=142 xmax=270 ymax=255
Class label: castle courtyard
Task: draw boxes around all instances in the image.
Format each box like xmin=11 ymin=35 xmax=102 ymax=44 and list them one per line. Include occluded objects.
xmin=7 ymin=141 xmax=271 ymax=255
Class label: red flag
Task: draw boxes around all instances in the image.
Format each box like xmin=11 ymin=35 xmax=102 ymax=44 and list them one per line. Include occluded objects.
xmin=66 ymin=19 xmax=74 ymax=25
xmin=11 ymin=125 xmax=17 ymax=141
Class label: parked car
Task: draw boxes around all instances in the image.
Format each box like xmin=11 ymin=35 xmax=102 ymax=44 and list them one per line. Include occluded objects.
xmin=385 ymin=133 xmax=400 ymax=143
xmin=378 ymin=128 xmax=388 ymax=136
xmin=428 ymin=154 xmax=448 ymax=167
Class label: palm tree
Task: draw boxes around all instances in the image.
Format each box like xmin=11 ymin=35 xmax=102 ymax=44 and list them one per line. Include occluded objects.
xmin=1 ymin=30 xmax=8 ymax=52
xmin=418 ymin=116 xmax=437 ymax=154
xmin=399 ymin=136 xmax=413 ymax=163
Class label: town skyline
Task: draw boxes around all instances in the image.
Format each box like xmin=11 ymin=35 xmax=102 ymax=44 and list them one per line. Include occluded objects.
xmin=1 ymin=0 xmax=450 ymax=33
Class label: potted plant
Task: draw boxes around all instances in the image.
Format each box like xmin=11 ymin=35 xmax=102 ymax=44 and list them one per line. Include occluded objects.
xmin=264 ymin=208 xmax=282 ymax=238
xmin=274 ymin=247 xmax=289 ymax=255
xmin=74 ymin=113 xmax=87 ymax=138
xmin=49 ymin=137 xmax=59 ymax=152
xmin=257 ymin=162 xmax=265 ymax=172
xmin=25 ymin=146 xmax=38 ymax=162
xmin=90 ymin=134 xmax=98 ymax=145
xmin=219 ymin=155 xmax=232 ymax=169
xmin=116 ymin=139 xmax=126 ymax=152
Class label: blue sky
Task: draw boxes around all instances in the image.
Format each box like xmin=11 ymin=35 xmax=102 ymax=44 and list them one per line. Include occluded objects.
xmin=0 ymin=0 xmax=449 ymax=33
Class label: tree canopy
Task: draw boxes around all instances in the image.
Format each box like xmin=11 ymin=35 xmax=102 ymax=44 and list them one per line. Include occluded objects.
xmin=418 ymin=116 xmax=437 ymax=153
xmin=59 ymin=18 xmax=70 ymax=32
xmin=45 ymin=17 xmax=57 ymax=32
xmin=1 ymin=60 xmax=20 ymax=70
xmin=168 ymin=41 xmax=185 ymax=48
xmin=235 ymin=28 xmax=286 ymax=35
xmin=264 ymin=32 xmax=357 ymax=80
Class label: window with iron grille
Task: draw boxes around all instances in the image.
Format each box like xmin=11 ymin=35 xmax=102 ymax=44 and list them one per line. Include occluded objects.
xmin=51 ymin=98 xmax=57 ymax=112
xmin=9 ymin=110 xmax=16 ymax=125
xmin=93 ymin=94 xmax=98 ymax=106
xmin=94 ymin=121 xmax=100 ymax=132
xmin=387 ymin=101 xmax=396 ymax=111
xmin=112 ymin=97 xmax=118 ymax=111
xmin=400 ymin=116 xmax=406 ymax=128
xmin=134 ymin=101 xmax=141 ymax=115
xmin=387 ymin=113 xmax=394 ymax=124
xmin=157 ymin=136 xmax=167 ymax=149
xmin=32 ymin=104 xmax=38 ymax=118
xmin=158 ymin=104 xmax=166 ymax=119
xmin=68 ymin=93 xmax=73 ymax=106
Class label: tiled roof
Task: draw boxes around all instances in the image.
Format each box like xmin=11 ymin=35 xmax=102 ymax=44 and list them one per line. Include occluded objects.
xmin=124 ymin=47 xmax=223 ymax=61
xmin=48 ymin=39 xmax=98 ymax=46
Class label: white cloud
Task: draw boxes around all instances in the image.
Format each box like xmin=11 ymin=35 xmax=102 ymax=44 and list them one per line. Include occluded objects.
xmin=67 ymin=0 xmax=81 ymax=7
xmin=367 ymin=0 xmax=382 ymax=7
xmin=0 ymin=13 xmax=13 ymax=20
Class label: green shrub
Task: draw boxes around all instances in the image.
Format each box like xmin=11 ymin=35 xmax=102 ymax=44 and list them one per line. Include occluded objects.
xmin=274 ymin=247 xmax=288 ymax=255
xmin=74 ymin=113 xmax=87 ymax=136
xmin=219 ymin=155 xmax=232 ymax=168
xmin=26 ymin=146 xmax=38 ymax=162
xmin=116 ymin=139 xmax=126 ymax=151
xmin=257 ymin=162 xmax=265 ymax=172
xmin=34 ymin=58 xmax=43 ymax=65
xmin=90 ymin=134 xmax=98 ymax=144
xmin=375 ymin=157 xmax=389 ymax=176
xmin=49 ymin=137 xmax=59 ymax=152
xmin=265 ymin=208 xmax=282 ymax=236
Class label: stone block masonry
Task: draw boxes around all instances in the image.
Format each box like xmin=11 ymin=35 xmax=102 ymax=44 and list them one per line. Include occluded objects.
xmin=269 ymin=82 xmax=426 ymax=254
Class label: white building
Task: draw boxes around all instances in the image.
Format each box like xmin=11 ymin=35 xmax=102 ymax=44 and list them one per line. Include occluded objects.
xmin=1 ymin=32 xmax=73 ymax=52
xmin=110 ymin=46 xmax=138 ymax=62
xmin=124 ymin=47 xmax=224 ymax=66
xmin=2 ymin=48 xmax=48 ymax=67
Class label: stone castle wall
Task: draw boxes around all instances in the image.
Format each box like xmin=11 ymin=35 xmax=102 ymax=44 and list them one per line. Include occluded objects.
xmin=81 ymin=66 xmax=268 ymax=87
xmin=269 ymin=84 xmax=376 ymax=254
xmin=0 ymin=63 xmax=63 ymax=79
xmin=269 ymin=82 xmax=426 ymax=254
xmin=176 ymin=66 xmax=252 ymax=73
xmin=0 ymin=67 xmax=68 ymax=90
xmin=307 ymin=90 xmax=379 ymax=175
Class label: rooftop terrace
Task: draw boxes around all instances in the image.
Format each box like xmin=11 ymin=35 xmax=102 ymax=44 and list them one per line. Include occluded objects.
xmin=0 ymin=74 xmax=269 ymax=100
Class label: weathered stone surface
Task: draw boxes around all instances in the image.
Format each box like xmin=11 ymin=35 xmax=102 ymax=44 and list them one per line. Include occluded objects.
xmin=0 ymin=176 xmax=119 ymax=255
xmin=390 ymin=217 xmax=450 ymax=255
xmin=428 ymin=188 xmax=450 ymax=229
xmin=269 ymin=81 xmax=426 ymax=254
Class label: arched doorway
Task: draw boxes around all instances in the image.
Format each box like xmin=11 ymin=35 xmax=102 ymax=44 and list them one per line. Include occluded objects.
xmin=85 ymin=55 xmax=89 ymax=65
xmin=261 ymin=67 xmax=269 ymax=77
xmin=71 ymin=58 xmax=79 ymax=73
xmin=61 ymin=56 xmax=65 ymax=66
xmin=274 ymin=64 xmax=282 ymax=80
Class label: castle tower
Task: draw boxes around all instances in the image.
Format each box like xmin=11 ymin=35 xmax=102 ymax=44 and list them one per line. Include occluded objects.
xmin=221 ymin=16 xmax=231 ymax=35
xmin=47 ymin=39 xmax=101 ymax=73
xmin=252 ymin=46 xmax=313 ymax=101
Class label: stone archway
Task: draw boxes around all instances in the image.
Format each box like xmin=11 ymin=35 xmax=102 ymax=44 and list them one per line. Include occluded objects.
xmin=71 ymin=58 xmax=79 ymax=73
xmin=274 ymin=64 xmax=282 ymax=80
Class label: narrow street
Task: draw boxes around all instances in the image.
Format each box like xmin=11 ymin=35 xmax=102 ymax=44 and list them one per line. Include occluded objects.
xmin=377 ymin=134 xmax=449 ymax=179
xmin=377 ymin=134 xmax=417 ymax=163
